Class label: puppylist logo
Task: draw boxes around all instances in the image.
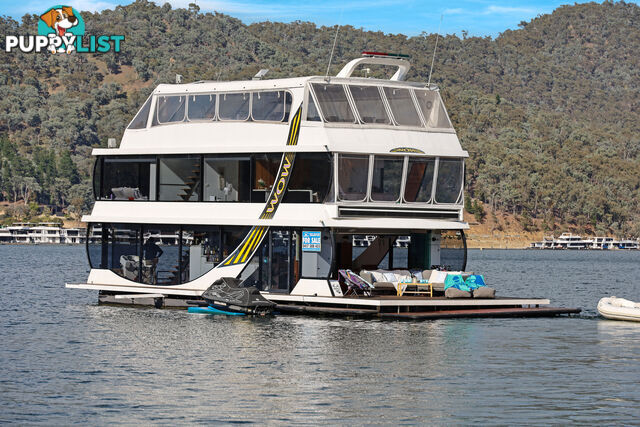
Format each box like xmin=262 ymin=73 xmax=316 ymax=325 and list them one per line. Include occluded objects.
xmin=5 ymin=5 xmax=124 ymax=54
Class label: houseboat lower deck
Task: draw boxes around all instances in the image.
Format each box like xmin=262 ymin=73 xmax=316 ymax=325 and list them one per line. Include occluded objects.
xmin=67 ymin=287 xmax=580 ymax=319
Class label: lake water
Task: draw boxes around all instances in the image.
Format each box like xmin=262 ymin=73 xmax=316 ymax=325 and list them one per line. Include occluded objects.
xmin=1 ymin=245 xmax=639 ymax=424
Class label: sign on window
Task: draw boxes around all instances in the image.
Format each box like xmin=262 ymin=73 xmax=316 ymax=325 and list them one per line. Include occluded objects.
xmin=302 ymin=231 xmax=322 ymax=252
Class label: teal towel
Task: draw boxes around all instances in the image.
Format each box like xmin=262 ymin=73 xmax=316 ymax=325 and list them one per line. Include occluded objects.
xmin=444 ymin=274 xmax=471 ymax=292
xmin=465 ymin=275 xmax=486 ymax=290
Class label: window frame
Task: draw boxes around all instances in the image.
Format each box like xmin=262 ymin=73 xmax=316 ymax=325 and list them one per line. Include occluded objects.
xmin=126 ymin=94 xmax=153 ymax=130
xmin=186 ymin=93 xmax=218 ymax=122
xmin=401 ymin=156 xmax=437 ymax=204
xmin=154 ymin=95 xmax=187 ymax=125
xmin=250 ymin=90 xmax=289 ymax=123
xmin=309 ymin=83 xmax=358 ymax=124
xmin=433 ymin=157 xmax=465 ymax=205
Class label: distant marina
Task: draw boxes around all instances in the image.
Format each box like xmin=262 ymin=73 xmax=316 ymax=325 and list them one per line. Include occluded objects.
xmin=0 ymin=222 xmax=89 ymax=244
xmin=529 ymin=233 xmax=640 ymax=250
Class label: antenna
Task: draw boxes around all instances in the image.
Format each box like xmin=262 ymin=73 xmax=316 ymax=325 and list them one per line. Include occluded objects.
xmin=325 ymin=24 xmax=340 ymax=82
xmin=427 ymin=14 xmax=443 ymax=88
xmin=325 ymin=9 xmax=344 ymax=82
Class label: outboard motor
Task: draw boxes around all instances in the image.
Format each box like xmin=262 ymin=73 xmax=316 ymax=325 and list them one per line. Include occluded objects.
xmin=201 ymin=277 xmax=276 ymax=315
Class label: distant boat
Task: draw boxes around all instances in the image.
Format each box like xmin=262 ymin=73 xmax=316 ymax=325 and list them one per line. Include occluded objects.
xmin=530 ymin=233 xmax=639 ymax=250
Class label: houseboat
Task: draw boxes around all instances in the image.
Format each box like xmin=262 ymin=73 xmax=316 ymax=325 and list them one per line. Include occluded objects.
xmin=66 ymin=53 xmax=579 ymax=319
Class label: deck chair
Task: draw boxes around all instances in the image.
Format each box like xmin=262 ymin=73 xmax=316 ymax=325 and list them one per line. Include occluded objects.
xmin=338 ymin=269 xmax=373 ymax=297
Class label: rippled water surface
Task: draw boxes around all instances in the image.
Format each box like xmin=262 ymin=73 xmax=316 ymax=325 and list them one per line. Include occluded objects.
xmin=1 ymin=246 xmax=639 ymax=424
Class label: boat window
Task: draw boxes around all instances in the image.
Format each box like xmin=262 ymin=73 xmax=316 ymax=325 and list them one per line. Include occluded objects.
xmin=383 ymin=87 xmax=422 ymax=127
xmin=349 ymin=85 xmax=390 ymax=125
xmin=93 ymin=158 xmax=102 ymax=201
xmin=140 ymin=225 xmax=181 ymax=285
xmin=182 ymin=227 xmax=218 ymax=281
xmin=252 ymin=91 xmax=289 ymax=122
xmin=310 ymin=83 xmax=355 ymax=123
xmin=252 ymin=154 xmax=281 ymax=202
xmin=203 ymin=156 xmax=251 ymax=202
xmin=155 ymin=95 xmax=186 ymax=124
xmin=88 ymin=224 xmax=141 ymax=282
xmin=219 ymin=92 xmax=250 ymax=121
xmin=338 ymin=154 xmax=369 ymax=201
xmin=371 ymin=156 xmax=403 ymax=201
xmin=87 ymin=223 xmax=251 ymax=284
xmin=240 ymin=228 xmax=300 ymax=292
xmin=187 ymin=94 xmax=216 ymax=121
xmin=414 ymin=90 xmax=452 ymax=129
xmin=306 ymin=92 xmax=321 ymax=121
xmin=435 ymin=159 xmax=463 ymax=204
xmin=284 ymin=153 xmax=333 ymax=203
xmin=87 ymin=224 xmax=108 ymax=269
xmin=99 ymin=157 xmax=155 ymax=201
xmin=439 ymin=230 xmax=467 ymax=271
xmin=404 ymin=157 xmax=435 ymax=202
xmin=127 ymin=96 xmax=152 ymax=129
xmin=158 ymin=156 xmax=202 ymax=201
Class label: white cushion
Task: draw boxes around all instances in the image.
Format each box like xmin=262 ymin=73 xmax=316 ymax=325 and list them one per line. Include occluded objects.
xmin=429 ymin=271 xmax=448 ymax=284
xmin=371 ymin=271 xmax=386 ymax=283
xmin=383 ymin=272 xmax=397 ymax=282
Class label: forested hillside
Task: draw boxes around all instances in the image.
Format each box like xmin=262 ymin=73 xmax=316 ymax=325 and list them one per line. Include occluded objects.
xmin=1 ymin=1 xmax=639 ymax=235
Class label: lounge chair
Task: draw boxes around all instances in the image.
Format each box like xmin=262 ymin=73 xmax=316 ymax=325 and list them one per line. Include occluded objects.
xmin=338 ymin=269 xmax=373 ymax=297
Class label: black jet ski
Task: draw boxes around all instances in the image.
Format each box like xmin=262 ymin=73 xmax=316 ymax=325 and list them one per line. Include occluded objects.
xmin=199 ymin=277 xmax=275 ymax=315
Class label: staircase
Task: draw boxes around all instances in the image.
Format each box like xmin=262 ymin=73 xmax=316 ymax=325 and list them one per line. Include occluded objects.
xmin=179 ymin=161 xmax=201 ymax=201
xmin=165 ymin=252 xmax=190 ymax=285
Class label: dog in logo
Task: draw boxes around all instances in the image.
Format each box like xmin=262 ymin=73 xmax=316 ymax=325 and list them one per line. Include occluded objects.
xmin=40 ymin=6 xmax=78 ymax=54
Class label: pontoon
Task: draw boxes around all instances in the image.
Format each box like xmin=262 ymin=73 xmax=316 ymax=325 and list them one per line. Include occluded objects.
xmin=66 ymin=53 xmax=579 ymax=319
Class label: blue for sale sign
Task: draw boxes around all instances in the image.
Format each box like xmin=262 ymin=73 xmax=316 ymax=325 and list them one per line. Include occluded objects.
xmin=302 ymin=231 xmax=322 ymax=252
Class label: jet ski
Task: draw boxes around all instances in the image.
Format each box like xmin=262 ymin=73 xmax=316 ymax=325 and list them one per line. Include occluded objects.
xmin=196 ymin=277 xmax=275 ymax=315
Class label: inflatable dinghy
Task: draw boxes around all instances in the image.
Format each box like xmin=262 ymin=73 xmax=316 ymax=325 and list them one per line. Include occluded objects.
xmin=597 ymin=296 xmax=640 ymax=322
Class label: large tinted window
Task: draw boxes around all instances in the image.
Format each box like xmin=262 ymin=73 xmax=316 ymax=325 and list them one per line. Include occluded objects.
xmin=252 ymin=154 xmax=281 ymax=202
xmin=284 ymin=153 xmax=332 ymax=203
xmin=349 ymin=85 xmax=390 ymax=125
xmin=128 ymin=96 xmax=152 ymax=129
xmin=404 ymin=158 xmax=435 ymax=202
xmin=159 ymin=156 xmax=201 ymax=201
xmin=87 ymin=224 xmax=108 ymax=269
xmin=219 ymin=92 xmax=250 ymax=121
xmin=252 ymin=91 xmax=290 ymax=122
xmin=93 ymin=158 xmax=102 ymax=201
xmin=188 ymin=94 xmax=216 ymax=120
xmin=435 ymin=159 xmax=463 ymax=204
xmin=141 ymin=226 xmax=181 ymax=285
xmin=383 ymin=87 xmax=422 ymax=127
xmin=311 ymin=83 xmax=355 ymax=123
xmin=203 ymin=156 xmax=250 ymax=202
xmin=155 ymin=95 xmax=186 ymax=124
xmin=415 ymin=90 xmax=452 ymax=129
xmin=371 ymin=156 xmax=403 ymax=201
xmin=100 ymin=158 xmax=154 ymax=200
xmin=87 ymin=223 xmax=251 ymax=284
xmin=94 ymin=224 xmax=140 ymax=282
xmin=338 ymin=154 xmax=369 ymax=201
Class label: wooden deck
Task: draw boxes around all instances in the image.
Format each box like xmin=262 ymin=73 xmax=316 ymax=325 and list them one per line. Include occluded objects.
xmin=265 ymin=293 xmax=552 ymax=308
xmin=379 ymin=306 xmax=582 ymax=320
